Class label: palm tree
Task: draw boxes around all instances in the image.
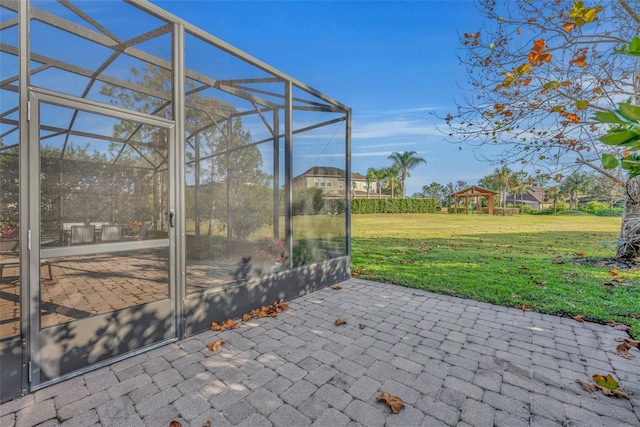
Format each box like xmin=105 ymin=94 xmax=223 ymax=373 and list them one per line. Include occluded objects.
xmin=366 ymin=167 xmax=378 ymax=199
xmin=388 ymin=151 xmax=427 ymax=198
xmin=380 ymin=166 xmax=399 ymax=198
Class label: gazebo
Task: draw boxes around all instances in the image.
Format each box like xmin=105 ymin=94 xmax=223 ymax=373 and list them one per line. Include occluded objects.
xmin=451 ymin=186 xmax=498 ymax=215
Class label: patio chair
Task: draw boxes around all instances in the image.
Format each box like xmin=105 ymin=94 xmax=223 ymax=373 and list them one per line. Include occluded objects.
xmin=70 ymin=225 xmax=95 ymax=245
xmin=101 ymin=224 xmax=122 ymax=242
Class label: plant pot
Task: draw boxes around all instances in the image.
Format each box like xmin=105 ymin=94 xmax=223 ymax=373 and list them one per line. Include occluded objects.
xmin=0 ymin=239 xmax=18 ymax=252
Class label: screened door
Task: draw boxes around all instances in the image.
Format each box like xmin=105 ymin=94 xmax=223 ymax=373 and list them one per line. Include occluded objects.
xmin=28 ymin=90 xmax=177 ymax=386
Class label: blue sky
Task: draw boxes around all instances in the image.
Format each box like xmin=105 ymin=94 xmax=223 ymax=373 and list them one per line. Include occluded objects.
xmin=153 ymin=0 xmax=499 ymax=196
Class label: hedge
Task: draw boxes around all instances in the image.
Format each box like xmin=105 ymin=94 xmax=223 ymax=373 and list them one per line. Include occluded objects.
xmin=351 ymin=198 xmax=437 ymax=214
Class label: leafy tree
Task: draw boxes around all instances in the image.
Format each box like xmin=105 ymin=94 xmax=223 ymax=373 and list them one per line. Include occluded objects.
xmin=446 ymin=0 xmax=640 ymax=257
xmin=104 ymin=64 xmax=272 ymax=241
xmin=421 ymin=182 xmax=446 ymax=206
xmin=454 ymin=181 xmax=468 ymax=191
xmin=560 ymin=171 xmax=592 ymax=209
xmin=388 ymin=151 xmax=427 ymax=198
xmin=589 ymin=173 xmax=625 ymax=206
xmin=444 ymin=182 xmax=456 ymax=207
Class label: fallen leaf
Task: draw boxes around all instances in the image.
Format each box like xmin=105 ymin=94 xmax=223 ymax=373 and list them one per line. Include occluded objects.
xmin=615 ymin=324 xmax=630 ymax=331
xmin=207 ymin=340 xmax=224 ymax=352
xmin=335 ymin=318 xmax=347 ymax=326
xmin=359 ymin=324 xmax=365 ymax=330
xmin=610 ymin=268 xmax=619 ymax=276
xmin=615 ymin=342 xmax=635 ymax=359
xmin=574 ymin=316 xmax=584 ymax=323
xmin=578 ymin=380 xmax=596 ymax=393
xmin=575 ymin=252 xmax=587 ymax=257
xmin=630 ymin=313 xmax=640 ymax=319
xmin=519 ymin=265 xmax=528 ymax=269
xmin=522 ymin=304 xmax=532 ymax=312
xmin=592 ymin=374 xmax=618 ymax=390
xmin=242 ymin=313 xmax=253 ymax=322
xmin=202 ymin=422 xmax=212 ymax=427
xmin=169 ymin=421 xmax=183 ymax=427
xmin=376 ymin=392 xmax=405 ymax=414
xmin=534 ymin=280 xmax=546 ymax=287
xmin=614 ymin=337 xmax=626 ymax=342
xmin=552 ymin=259 xmax=565 ymax=264
xmin=612 ymin=389 xmax=630 ymax=399
xmin=211 ymin=319 xmax=239 ymax=332
xmin=332 ymin=285 xmax=343 ymax=290
xmin=603 ymin=282 xmax=615 ymax=287
xmin=627 ymin=339 xmax=640 ymax=349
xmin=613 ymin=277 xmax=624 ymax=283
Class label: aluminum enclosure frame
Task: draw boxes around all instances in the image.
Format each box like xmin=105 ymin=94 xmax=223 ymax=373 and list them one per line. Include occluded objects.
xmin=0 ymin=0 xmax=351 ymax=402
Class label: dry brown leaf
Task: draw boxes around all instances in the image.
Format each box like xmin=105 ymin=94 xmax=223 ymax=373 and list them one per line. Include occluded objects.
xmin=519 ymin=265 xmax=528 ymax=269
xmin=207 ymin=340 xmax=224 ymax=352
xmin=522 ymin=304 xmax=532 ymax=312
xmin=169 ymin=421 xmax=183 ymax=427
xmin=630 ymin=313 xmax=640 ymax=319
xmin=202 ymin=422 xmax=211 ymax=427
xmin=612 ymin=389 xmax=630 ymax=399
xmin=627 ymin=339 xmax=640 ymax=349
xmin=211 ymin=319 xmax=239 ymax=332
xmin=359 ymin=324 xmax=365 ymax=330
xmin=614 ymin=324 xmax=630 ymax=331
xmin=332 ymin=285 xmax=343 ymax=290
xmin=573 ymin=315 xmax=584 ymax=323
xmin=376 ymin=392 xmax=405 ymax=414
xmin=578 ymin=380 xmax=596 ymax=393
xmin=610 ymin=267 xmax=619 ymax=276
xmin=614 ymin=337 xmax=626 ymax=342
xmin=615 ymin=342 xmax=635 ymax=359
xmin=242 ymin=313 xmax=253 ymax=322
xmin=335 ymin=318 xmax=347 ymax=326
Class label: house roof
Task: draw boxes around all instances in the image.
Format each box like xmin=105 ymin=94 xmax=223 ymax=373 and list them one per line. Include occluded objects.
xmin=506 ymin=187 xmax=544 ymax=204
xmin=452 ymin=185 xmax=498 ymax=196
xmin=294 ymin=166 xmax=366 ymax=181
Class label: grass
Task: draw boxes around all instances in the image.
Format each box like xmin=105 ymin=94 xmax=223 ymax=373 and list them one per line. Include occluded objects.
xmin=351 ymin=213 xmax=640 ymax=339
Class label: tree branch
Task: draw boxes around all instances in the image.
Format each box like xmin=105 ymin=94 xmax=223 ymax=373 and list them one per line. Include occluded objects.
xmin=575 ymin=158 xmax=624 ymax=184
xmin=618 ymin=0 xmax=640 ymax=27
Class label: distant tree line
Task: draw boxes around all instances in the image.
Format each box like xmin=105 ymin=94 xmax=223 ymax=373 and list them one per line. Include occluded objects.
xmin=411 ymin=167 xmax=624 ymax=212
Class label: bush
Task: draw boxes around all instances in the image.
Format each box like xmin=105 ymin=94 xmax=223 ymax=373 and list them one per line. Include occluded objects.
xmin=351 ymin=198 xmax=437 ymax=214
xmin=517 ymin=204 xmax=532 ymax=214
xmin=579 ymin=201 xmax=623 ymax=217
xmin=492 ymin=207 xmax=520 ymax=216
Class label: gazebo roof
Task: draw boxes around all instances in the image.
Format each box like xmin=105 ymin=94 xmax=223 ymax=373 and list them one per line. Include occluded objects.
xmin=452 ymin=185 xmax=498 ymax=197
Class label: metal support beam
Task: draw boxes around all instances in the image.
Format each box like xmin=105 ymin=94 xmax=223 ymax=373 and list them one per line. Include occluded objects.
xmin=284 ymin=80 xmax=293 ymax=269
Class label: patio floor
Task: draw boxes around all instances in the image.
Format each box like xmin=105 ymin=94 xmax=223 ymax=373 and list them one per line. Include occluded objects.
xmin=0 ymin=252 xmax=263 ymax=339
xmin=1 ymin=278 xmax=639 ymax=426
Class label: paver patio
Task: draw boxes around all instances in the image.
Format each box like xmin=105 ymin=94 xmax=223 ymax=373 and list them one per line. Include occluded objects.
xmin=1 ymin=278 xmax=639 ymax=426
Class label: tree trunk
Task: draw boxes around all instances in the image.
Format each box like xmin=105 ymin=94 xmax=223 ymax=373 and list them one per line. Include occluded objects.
xmin=617 ymin=177 xmax=640 ymax=259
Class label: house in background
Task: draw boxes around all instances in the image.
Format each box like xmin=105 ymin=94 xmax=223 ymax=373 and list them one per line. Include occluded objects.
xmin=293 ymin=166 xmax=377 ymax=198
xmin=506 ymin=187 xmax=548 ymax=210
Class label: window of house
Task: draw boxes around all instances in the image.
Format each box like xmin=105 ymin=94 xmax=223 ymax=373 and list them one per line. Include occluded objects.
xmin=314 ymin=177 xmax=332 ymax=187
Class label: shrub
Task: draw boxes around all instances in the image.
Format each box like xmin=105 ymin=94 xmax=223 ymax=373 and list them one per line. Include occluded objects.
xmin=351 ymin=198 xmax=436 ymax=214
xmin=579 ymin=200 xmax=623 ymax=217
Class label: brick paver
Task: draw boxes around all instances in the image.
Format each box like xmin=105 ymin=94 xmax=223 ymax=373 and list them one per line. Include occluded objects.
xmin=1 ymin=278 xmax=639 ymax=426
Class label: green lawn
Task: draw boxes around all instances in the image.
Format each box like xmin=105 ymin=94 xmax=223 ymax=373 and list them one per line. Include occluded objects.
xmin=351 ymin=213 xmax=640 ymax=338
